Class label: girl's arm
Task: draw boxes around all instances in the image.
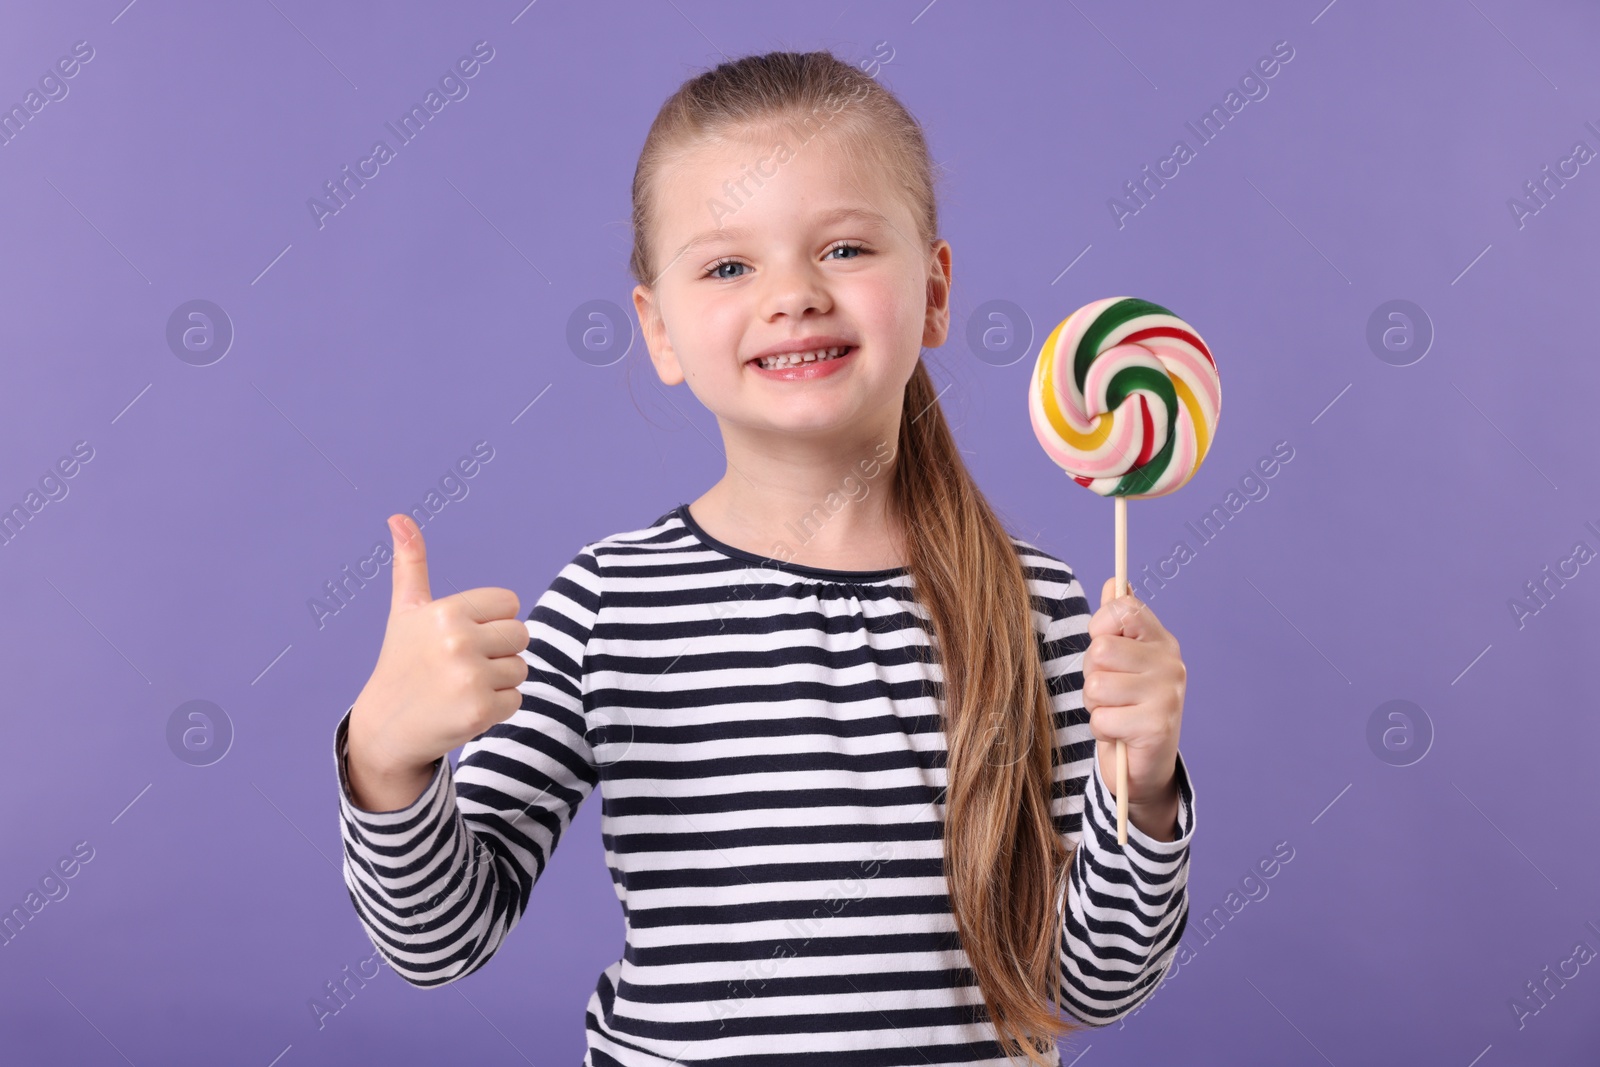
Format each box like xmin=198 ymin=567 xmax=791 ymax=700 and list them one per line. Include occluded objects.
xmin=1039 ymin=567 xmax=1196 ymax=1026
xmin=330 ymin=545 xmax=606 ymax=987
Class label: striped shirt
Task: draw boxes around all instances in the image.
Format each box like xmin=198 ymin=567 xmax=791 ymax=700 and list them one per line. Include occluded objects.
xmin=332 ymin=503 xmax=1196 ymax=1065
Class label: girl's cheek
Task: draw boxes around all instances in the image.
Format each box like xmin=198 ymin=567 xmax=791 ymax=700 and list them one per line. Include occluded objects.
xmin=854 ymin=277 xmax=911 ymax=330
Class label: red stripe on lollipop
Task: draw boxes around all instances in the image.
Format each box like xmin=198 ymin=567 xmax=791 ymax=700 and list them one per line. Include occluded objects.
xmin=1134 ymin=395 xmax=1155 ymax=467
xmin=1124 ymin=325 xmax=1216 ymax=369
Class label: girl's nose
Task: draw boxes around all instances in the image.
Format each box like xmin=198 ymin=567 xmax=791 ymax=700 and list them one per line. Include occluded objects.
xmin=760 ymin=258 xmax=832 ymax=320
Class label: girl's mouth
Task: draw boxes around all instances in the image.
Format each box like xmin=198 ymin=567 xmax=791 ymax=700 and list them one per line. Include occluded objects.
xmin=749 ymin=345 xmax=856 ymax=380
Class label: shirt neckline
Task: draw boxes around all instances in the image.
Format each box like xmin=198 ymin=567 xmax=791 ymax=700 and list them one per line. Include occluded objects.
xmin=674 ymin=502 xmax=911 ymax=583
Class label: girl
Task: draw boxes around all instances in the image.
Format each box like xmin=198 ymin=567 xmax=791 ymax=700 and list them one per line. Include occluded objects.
xmin=337 ymin=50 xmax=1194 ymax=1067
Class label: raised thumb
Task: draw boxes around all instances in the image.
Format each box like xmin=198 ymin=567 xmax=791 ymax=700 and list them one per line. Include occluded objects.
xmin=387 ymin=514 xmax=432 ymax=610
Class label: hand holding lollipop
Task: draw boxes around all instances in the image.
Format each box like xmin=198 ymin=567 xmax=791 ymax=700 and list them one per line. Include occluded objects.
xmin=1027 ymin=297 xmax=1221 ymax=843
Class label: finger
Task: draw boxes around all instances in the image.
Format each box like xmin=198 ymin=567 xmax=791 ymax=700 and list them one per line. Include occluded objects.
xmin=448 ymin=586 xmax=523 ymax=625
xmin=1084 ymin=632 xmax=1144 ymax=675
xmin=474 ymin=617 xmax=533 ymax=659
xmin=1083 ymin=667 xmax=1143 ymax=712
xmin=490 ymin=684 xmax=524 ymax=723
xmin=1112 ymin=593 xmax=1166 ymax=643
xmin=1091 ymin=577 xmax=1163 ymax=642
xmin=486 ymin=652 xmax=531 ymax=691
xmin=1097 ymin=575 xmax=1145 ymax=605
xmin=1093 ymin=716 xmax=1144 ymax=802
xmin=387 ymin=514 xmax=432 ymax=611
xmin=1088 ymin=587 xmax=1138 ymax=640
xmin=1087 ymin=702 xmax=1136 ymax=744
xmin=1088 ymin=579 xmax=1117 ymax=640
xmin=1088 ymin=706 xmax=1168 ymax=764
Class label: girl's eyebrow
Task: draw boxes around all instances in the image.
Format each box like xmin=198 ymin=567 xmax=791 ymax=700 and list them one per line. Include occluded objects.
xmin=669 ymin=205 xmax=892 ymax=263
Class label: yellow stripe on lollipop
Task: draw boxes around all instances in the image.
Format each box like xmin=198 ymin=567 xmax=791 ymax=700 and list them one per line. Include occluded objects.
xmin=1035 ymin=316 xmax=1115 ymax=451
xmin=1167 ymin=371 xmax=1212 ymax=492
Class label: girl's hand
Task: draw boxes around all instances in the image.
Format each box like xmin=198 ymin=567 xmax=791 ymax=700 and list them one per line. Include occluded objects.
xmin=1082 ymin=578 xmax=1186 ymax=841
xmin=346 ymin=515 xmax=531 ymax=801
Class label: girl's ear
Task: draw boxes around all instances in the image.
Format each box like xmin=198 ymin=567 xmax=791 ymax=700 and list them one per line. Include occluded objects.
xmin=921 ymin=240 xmax=953 ymax=348
xmin=633 ymin=283 xmax=685 ymax=386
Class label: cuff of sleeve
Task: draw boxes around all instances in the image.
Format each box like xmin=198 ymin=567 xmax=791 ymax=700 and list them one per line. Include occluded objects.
xmin=333 ymin=703 xmax=449 ymax=827
xmin=1086 ymin=744 xmax=1196 ymax=863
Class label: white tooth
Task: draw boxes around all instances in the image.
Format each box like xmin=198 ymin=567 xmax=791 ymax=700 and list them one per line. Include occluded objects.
xmin=757 ymin=346 xmax=849 ymax=369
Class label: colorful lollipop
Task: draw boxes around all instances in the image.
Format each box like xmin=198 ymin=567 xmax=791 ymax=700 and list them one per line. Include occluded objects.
xmin=1028 ymin=296 xmax=1221 ymax=842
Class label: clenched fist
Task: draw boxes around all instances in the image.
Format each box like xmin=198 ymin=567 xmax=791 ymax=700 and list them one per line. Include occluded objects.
xmin=1082 ymin=578 xmax=1186 ymax=842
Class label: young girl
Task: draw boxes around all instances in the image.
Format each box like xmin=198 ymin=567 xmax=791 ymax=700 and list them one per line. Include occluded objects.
xmin=336 ymin=50 xmax=1194 ymax=1067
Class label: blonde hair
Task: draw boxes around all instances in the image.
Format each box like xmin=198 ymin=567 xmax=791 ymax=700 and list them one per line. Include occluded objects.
xmin=628 ymin=51 xmax=1080 ymax=1062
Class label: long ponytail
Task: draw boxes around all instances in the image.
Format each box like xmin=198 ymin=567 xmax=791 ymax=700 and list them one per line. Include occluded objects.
xmin=893 ymin=358 xmax=1078 ymax=1060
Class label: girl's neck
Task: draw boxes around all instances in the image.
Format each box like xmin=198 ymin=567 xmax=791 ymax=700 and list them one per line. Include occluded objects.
xmin=688 ymin=444 xmax=907 ymax=573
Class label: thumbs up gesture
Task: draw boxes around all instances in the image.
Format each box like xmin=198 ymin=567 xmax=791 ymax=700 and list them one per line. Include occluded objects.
xmin=1082 ymin=579 xmax=1187 ymax=841
xmin=345 ymin=514 xmax=530 ymax=809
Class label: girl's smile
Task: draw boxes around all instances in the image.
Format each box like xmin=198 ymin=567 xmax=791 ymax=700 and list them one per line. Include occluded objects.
xmin=745 ymin=341 xmax=857 ymax=379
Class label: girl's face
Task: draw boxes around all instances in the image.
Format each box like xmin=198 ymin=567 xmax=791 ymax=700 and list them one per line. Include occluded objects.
xmin=633 ymin=123 xmax=951 ymax=442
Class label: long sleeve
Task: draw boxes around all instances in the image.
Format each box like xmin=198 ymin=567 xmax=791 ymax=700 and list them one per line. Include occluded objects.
xmin=331 ymin=545 xmax=605 ymax=987
xmin=1037 ymin=566 xmax=1196 ymax=1026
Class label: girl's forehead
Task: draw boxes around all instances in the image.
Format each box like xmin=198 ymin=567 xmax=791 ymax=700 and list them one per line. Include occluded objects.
xmin=655 ymin=129 xmax=911 ymax=234
xmin=672 ymin=128 xmax=879 ymax=187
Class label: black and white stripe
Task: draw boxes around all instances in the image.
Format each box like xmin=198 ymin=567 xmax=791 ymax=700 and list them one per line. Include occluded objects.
xmin=333 ymin=503 xmax=1195 ymax=1065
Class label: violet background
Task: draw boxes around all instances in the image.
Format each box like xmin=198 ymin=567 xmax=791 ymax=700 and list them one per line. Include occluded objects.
xmin=1 ymin=1 xmax=1596 ymax=1064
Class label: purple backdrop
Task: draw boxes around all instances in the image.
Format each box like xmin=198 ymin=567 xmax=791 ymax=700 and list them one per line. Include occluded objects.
xmin=1 ymin=1 xmax=1596 ymax=1064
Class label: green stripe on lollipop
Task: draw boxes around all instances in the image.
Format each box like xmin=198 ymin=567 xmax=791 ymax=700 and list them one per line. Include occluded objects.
xmin=1071 ymin=297 xmax=1180 ymax=394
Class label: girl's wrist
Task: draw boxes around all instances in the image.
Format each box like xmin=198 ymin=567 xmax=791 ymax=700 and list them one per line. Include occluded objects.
xmin=1126 ymin=781 xmax=1181 ymax=842
xmin=347 ymin=701 xmax=437 ymax=787
xmin=344 ymin=738 xmax=438 ymax=813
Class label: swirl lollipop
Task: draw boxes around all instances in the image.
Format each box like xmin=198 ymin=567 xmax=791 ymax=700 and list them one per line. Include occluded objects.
xmin=1028 ymin=296 xmax=1221 ymax=842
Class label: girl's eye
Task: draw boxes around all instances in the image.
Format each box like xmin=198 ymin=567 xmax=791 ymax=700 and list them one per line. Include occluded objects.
xmin=704 ymin=258 xmax=747 ymax=280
